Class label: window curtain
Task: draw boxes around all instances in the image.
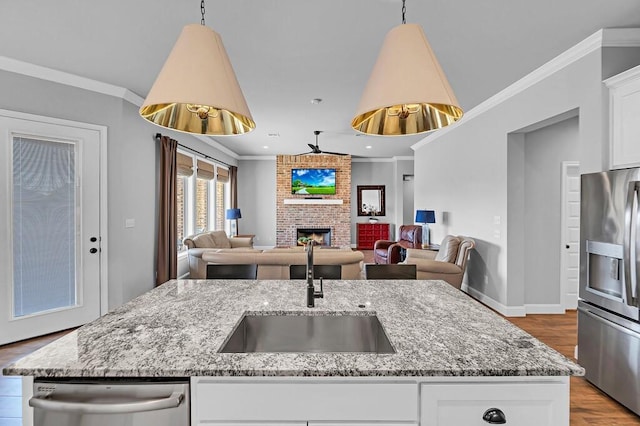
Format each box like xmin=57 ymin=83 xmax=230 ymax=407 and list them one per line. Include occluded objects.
xmin=229 ymin=165 xmax=238 ymax=209
xmin=156 ymin=136 xmax=178 ymax=286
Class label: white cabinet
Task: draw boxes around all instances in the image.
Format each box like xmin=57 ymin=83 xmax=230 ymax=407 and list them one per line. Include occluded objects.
xmin=192 ymin=378 xmax=417 ymax=424
xmin=420 ymin=381 xmax=569 ymax=426
xmin=191 ymin=377 xmax=569 ymax=426
xmin=606 ymin=64 xmax=640 ymax=169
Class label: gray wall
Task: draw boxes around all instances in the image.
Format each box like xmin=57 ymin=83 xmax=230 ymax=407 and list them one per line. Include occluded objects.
xmin=412 ymin=43 xmax=640 ymax=312
xmin=351 ymin=160 xmax=396 ymax=241
xmin=0 ymin=70 xmax=237 ymax=310
xmin=237 ymin=159 xmax=277 ymax=247
xmin=514 ymin=117 xmax=580 ymax=306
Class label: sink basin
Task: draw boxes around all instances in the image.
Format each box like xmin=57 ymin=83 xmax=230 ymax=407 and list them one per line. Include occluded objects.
xmin=219 ymin=313 xmax=395 ymax=353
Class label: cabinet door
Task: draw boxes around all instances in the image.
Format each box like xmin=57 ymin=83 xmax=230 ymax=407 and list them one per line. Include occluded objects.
xmin=194 ymin=381 xmax=417 ymax=422
xmin=420 ymin=382 xmax=568 ymax=426
xmin=609 ymin=69 xmax=640 ymax=169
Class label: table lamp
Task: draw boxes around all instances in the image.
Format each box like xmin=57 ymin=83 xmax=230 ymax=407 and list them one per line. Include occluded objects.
xmin=226 ymin=208 xmax=241 ymax=237
xmin=415 ymin=210 xmax=436 ymax=248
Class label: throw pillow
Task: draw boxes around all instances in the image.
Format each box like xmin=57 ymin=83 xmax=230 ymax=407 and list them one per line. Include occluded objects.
xmin=435 ymin=235 xmax=461 ymax=263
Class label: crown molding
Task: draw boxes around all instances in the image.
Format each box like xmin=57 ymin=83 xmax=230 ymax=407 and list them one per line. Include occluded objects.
xmin=0 ymin=55 xmax=240 ymax=159
xmin=0 ymin=56 xmax=145 ymax=105
xmin=238 ymin=155 xmax=278 ymax=161
xmin=411 ymin=28 xmax=640 ymax=151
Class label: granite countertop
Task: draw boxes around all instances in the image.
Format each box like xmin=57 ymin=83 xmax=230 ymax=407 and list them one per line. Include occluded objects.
xmin=3 ymin=279 xmax=584 ymax=378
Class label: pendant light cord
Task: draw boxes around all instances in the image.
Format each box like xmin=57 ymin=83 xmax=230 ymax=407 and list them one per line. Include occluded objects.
xmin=200 ymin=0 xmax=206 ymax=25
xmin=401 ymin=0 xmax=406 ymax=24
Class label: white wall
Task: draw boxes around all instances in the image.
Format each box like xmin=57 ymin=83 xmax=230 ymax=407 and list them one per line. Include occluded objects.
xmin=0 ymin=69 xmax=237 ymax=310
xmin=412 ymin=39 xmax=640 ymax=313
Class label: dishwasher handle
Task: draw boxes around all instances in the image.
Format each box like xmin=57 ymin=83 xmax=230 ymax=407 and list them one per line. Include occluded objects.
xmin=29 ymin=391 xmax=184 ymax=414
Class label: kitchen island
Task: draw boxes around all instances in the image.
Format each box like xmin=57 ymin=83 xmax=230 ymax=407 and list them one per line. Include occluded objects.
xmin=5 ymin=279 xmax=583 ymax=425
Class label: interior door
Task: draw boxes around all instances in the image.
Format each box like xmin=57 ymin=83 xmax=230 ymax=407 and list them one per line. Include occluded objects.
xmin=0 ymin=113 xmax=102 ymax=344
xmin=561 ymin=161 xmax=580 ymax=310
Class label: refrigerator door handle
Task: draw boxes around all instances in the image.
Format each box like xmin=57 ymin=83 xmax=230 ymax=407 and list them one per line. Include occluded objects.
xmin=624 ymin=181 xmax=640 ymax=307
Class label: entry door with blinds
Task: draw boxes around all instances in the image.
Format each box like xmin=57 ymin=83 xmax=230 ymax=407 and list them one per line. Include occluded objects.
xmin=0 ymin=112 xmax=103 ymax=344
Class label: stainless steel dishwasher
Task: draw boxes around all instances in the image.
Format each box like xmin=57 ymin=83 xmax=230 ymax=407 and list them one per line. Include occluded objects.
xmin=29 ymin=379 xmax=189 ymax=426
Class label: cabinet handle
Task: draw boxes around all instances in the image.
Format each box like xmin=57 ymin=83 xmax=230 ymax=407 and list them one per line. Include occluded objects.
xmin=483 ymin=407 xmax=506 ymax=424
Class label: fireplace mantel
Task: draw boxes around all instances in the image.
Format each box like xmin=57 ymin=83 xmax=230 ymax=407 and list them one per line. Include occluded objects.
xmin=283 ymin=199 xmax=343 ymax=205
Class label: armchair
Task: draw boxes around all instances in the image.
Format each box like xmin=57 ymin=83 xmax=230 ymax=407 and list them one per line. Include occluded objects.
xmin=404 ymin=235 xmax=475 ymax=289
xmin=373 ymin=225 xmax=422 ymax=264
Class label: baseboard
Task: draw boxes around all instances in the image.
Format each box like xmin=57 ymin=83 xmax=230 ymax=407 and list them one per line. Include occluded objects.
xmin=525 ymin=304 xmax=565 ymax=314
xmin=461 ymin=284 xmax=526 ymax=317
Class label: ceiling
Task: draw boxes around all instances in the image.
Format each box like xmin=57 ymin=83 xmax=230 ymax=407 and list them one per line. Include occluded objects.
xmin=2 ymin=1 xmax=640 ymax=158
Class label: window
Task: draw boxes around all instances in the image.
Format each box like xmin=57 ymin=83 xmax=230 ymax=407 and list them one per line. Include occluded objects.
xmin=176 ymin=151 xmax=230 ymax=252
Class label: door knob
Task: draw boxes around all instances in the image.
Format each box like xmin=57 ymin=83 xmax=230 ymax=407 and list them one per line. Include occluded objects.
xmin=89 ymin=248 xmax=98 ymax=254
xmin=566 ymin=244 xmax=570 ymax=249
xmin=483 ymin=407 xmax=506 ymax=424
xmin=90 ymin=237 xmax=98 ymax=242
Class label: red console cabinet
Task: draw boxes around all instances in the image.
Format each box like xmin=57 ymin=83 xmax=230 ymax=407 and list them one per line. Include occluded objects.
xmin=357 ymin=223 xmax=390 ymax=250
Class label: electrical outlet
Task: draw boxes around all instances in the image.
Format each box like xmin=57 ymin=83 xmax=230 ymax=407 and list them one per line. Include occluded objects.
xmin=493 ymin=230 xmax=501 ymax=239
xmin=493 ymin=215 xmax=501 ymax=225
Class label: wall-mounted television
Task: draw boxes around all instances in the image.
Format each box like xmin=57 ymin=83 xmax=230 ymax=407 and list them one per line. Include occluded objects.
xmin=291 ymin=168 xmax=336 ymax=195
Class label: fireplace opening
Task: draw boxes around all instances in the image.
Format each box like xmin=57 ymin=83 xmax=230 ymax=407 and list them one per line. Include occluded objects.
xmin=296 ymin=228 xmax=331 ymax=246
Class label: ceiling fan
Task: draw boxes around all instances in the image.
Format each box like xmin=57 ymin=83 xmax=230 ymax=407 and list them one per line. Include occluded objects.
xmin=296 ymin=130 xmax=348 ymax=156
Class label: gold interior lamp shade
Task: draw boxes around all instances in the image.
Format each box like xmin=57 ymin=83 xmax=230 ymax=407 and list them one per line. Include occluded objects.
xmin=351 ymin=23 xmax=463 ymax=136
xmin=140 ymin=24 xmax=255 ymax=136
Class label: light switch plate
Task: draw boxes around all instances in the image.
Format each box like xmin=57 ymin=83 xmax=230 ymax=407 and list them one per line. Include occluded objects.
xmin=125 ymin=218 xmax=135 ymax=228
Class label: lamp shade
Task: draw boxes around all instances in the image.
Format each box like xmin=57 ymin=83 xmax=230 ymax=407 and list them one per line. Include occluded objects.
xmin=226 ymin=208 xmax=241 ymax=220
xmin=140 ymin=24 xmax=255 ymax=136
xmin=352 ymin=23 xmax=463 ymax=136
xmin=415 ymin=210 xmax=435 ymax=224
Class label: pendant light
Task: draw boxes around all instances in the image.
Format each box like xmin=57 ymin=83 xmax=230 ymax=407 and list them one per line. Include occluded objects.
xmin=140 ymin=1 xmax=255 ymax=136
xmin=351 ymin=0 xmax=463 ymax=136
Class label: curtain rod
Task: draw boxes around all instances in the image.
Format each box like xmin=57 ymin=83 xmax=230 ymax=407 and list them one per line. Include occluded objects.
xmin=154 ymin=133 xmax=232 ymax=168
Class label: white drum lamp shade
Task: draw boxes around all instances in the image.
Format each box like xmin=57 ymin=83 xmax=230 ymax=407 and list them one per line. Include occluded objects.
xmin=140 ymin=24 xmax=255 ymax=136
xmin=352 ymin=23 xmax=463 ymax=136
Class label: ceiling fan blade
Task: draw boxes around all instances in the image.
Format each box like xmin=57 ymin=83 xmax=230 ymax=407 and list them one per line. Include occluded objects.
xmin=294 ymin=150 xmax=314 ymax=156
xmin=321 ymin=150 xmax=349 ymax=156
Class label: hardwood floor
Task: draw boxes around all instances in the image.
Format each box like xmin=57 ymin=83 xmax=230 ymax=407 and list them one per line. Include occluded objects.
xmin=0 ymin=294 xmax=638 ymax=425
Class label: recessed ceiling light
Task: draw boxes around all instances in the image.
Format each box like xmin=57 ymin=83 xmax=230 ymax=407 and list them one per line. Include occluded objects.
xmin=366 ymin=145 xmax=372 ymax=149
xmin=263 ymin=145 xmax=269 ymax=149
xmin=310 ymin=98 xmax=323 ymax=104
xmin=267 ymin=132 xmax=280 ymax=137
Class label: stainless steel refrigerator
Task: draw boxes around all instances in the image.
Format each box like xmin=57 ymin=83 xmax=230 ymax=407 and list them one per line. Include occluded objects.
xmin=579 ymin=169 xmax=640 ymax=416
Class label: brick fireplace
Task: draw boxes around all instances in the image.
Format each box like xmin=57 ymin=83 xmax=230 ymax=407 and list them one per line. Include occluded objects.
xmin=276 ymin=155 xmax=351 ymax=247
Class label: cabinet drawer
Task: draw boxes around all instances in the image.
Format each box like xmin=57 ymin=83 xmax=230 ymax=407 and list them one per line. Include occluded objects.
xmin=420 ymin=382 xmax=568 ymax=426
xmin=195 ymin=381 xmax=417 ymax=421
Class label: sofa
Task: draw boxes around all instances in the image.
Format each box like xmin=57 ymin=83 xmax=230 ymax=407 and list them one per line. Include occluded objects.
xmin=403 ymin=235 xmax=475 ymax=289
xmin=198 ymin=246 xmax=364 ymax=280
xmin=184 ymin=231 xmax=256 ymax=279
xmin=373 ymin=224 xmax=423 ymax=264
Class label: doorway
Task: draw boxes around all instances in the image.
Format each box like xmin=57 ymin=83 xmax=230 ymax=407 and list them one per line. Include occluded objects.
xmin=507 ymin=112 xmax=579 ymax=313
xmin=0 ymin=110 xmax=106 ymax=344
xmin=403 ymin=174 xmax=414 ymax=226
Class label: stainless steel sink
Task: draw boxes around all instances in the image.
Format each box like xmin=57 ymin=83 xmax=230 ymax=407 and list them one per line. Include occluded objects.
xmin=219 ymin=313 xmax=395 ymax=353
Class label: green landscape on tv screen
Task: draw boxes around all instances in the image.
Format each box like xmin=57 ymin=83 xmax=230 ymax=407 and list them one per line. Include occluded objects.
xmin=291 ymin=168 xmax=336 ymax=195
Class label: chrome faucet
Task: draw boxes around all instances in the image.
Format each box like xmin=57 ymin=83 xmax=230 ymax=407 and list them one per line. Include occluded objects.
xmin=306 ymin=241 xmax=323 ymax=307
